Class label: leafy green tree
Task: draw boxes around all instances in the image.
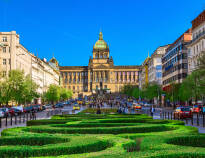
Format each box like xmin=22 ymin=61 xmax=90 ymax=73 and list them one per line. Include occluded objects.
xmin=0 ymin=70 xmax=39 ymax=106
xmin=45 ymin=84 xmax=61 ymax=104
xmin=182 ymin=70 xmax=204 ymax=102
xmin=143 ymin=83 xmax=163 ymax=102
xmin=0 ymin=80 xmax=12 ymax=106
xmin=22 ymin=75 xmax=39 ymax=104
xmin=8 ymin=70 xmax=25 ymax=105
xmin=60 ymin=88 xmax=72 ymax=101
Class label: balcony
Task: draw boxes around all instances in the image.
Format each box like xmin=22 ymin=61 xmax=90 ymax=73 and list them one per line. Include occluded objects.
xmin=191 ymin=31 xmax=205 ymax=44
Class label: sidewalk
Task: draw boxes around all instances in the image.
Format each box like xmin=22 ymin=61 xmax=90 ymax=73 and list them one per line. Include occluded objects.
xmin=151 ymin=110 xmax=205 ymax=134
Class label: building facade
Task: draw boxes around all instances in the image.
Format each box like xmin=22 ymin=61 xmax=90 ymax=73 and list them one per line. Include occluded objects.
xmin=0 ymin=31 xmax=60 ymax=102
xmin=162 ymin=29 xmax=192 ymax=91
xmin=188 ymin=10 xmax=205 ymax=74
xmin=60 ymin=32 xmax=141 ymax=97
xmin=148 ymin=45 xmax=169 ymax=85
xmin=139 ymin=55 xmax=150 ymax=89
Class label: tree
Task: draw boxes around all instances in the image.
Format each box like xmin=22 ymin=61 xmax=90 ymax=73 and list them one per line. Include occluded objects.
xmin=0 ymin=70 xmax=39 ymax=106
xmin=182 ymin=70 xmax=205 ymax=103
xmin=198 ymin=52 xmax=205 ymax=71
xmin=8 ymin=70 xmax=25 ymax=105
xmin=0 ymin=80 xmax=12 ymax=106
xmin=143 ymin=83 xmax=163 ymax=102
xmin=60 ymin=88 xmax=72 ymax=101
xmin=45 ymin=84 xmax=61 ymax=104
xmin=22 ymin=75 xmax=39 ymax=104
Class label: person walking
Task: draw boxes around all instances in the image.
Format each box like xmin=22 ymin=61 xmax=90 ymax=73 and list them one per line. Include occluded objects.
xmin=150 ymin=106 xmax=155 ymax=117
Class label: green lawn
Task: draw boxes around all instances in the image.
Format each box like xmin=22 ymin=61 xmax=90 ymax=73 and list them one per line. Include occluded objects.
xmin=0 ymin=110 xmax=204 ymax=158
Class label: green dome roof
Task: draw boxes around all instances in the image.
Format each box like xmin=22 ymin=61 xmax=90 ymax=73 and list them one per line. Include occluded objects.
xmin=94 ymin=32 xmax=108 ymax=49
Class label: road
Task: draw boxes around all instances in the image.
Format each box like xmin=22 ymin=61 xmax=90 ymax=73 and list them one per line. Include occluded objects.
xmin=0 ymin=105 xmax=86 ymax=134
xmin=141 ymin=106 xmax=205 ymax=133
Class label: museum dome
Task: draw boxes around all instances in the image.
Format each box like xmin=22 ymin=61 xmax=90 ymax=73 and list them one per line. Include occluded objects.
xmin=94 ymin=32 xmax=108 ymax=49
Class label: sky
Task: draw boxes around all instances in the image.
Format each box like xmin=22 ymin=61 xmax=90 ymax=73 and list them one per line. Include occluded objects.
xmin=0 ymin=0 xmax=205 ymax=66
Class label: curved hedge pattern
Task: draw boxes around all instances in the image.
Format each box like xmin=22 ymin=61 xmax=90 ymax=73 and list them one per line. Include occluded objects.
xmin=0 ymin=112 xmax=204 ymax=158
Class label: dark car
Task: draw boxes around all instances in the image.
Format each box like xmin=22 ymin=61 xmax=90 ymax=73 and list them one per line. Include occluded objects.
xmin=174 ymin=107 xmax=192 ymax=119
xmin=11 ymin=108 xmax=22 ymax=116
xmin=0 ymin=108 xmax=10 ymax=117
xmin=54 ymin=103 xmax=64 ymax=108
xmin=8 ymin=108 xmax=15 ymax=116
xmin=23 ymin=106 xmax=33 ymax=113
xmin=31 ymin=105 xmax=41 ymax=112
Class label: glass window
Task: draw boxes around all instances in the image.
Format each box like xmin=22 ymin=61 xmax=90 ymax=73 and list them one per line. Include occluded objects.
xmin=156 ymin=65 xmax=162 ymax=70
xmin=2 ymin=37 xmax=7 ymax=42
xmin=2 ymin=71 xmax=6 ymax=77
xmin=3 ymin=47 xmax=6 ymax=53
xmin=156 ymin=72 xmax=162 ymax=78
xmin=3 ymin=59 xmax=6 ymax=65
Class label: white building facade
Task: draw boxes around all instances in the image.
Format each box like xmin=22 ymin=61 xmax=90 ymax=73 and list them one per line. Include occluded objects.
xmin=148 ymin=45 xmax=169 ymax=85
xmin=0 ymin=31 xmax=60 ymax=103
xmin=188 ymin=10 xmax=205 ymax=74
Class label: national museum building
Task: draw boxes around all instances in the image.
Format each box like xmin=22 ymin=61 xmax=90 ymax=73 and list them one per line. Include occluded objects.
xmin=60 ymin=32 xmax=141 ymax=97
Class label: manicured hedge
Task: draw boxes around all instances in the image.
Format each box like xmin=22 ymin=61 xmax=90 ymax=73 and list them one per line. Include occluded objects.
xmin=1 ymin=112 xmax=204 ymax=158
xmin=27 ymin=119 xmax=69 ymax=126
xmin=0 ymin=136 xmax=112 ymax=158
xmin=79 ymin=108 xmax=118 ymax=114
xmin=167 ymin=135 xmax=205 ymax=147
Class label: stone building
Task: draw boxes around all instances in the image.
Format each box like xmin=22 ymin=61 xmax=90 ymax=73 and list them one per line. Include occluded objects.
xmin=0 ymin=31 xmax=60 ymax=103
xmin=188 ymin=10 xmax=205 ymax=74
xmin=139 ymin=54 xmax=150 ymax=89
xmin=162 ymin=29 xmax=192 ymax=91
xmin=148 ymin=45 xmax=169 ymax=85
xmin=60 ymin=32 xmax=141 ymax=98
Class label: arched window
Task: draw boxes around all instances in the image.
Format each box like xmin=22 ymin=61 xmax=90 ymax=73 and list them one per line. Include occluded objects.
xmin=104 ymin=54 xmax=107 ymax=58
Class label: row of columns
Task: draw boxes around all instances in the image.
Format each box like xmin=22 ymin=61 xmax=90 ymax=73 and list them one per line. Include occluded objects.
xmin=91 ymin=71 xmax=109 ymax=83
xmin=115 ymin=71 xmax=138 ymax=83
xmin=62 ymin=72 xmax=88 ymax=84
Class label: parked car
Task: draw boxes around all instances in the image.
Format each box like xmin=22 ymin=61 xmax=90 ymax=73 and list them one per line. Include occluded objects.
xmin=8 ymin=108 xmax=15 ymax=116
xmin=174 ymin=107 xmax=192 ymax=119
xmin=0 ymin=110 xmax=4 ymax=118
xmin=41 ymin=105 xmax=46 ymax=111
xmin=0 ymin=108 xmax=9 ymax=117
xmin=30 ymin=104 xmax=41 ymax=112
xmin=23 ymin=106 xmax=33 ymax=113
xmin=12 ymin=106 xmax=24 ymax=113
xmin=11 ymin=108 xmax=22 ymax=116
xmin=192 ymin=105 xmax=202 ymax=113
xmin=133 ymin=103 xmax=142 ymax=109
xmin=144 ymin=103 xmax=152 ymax=107
xmin=73 ymin=105 xmax=80 ymax=110
xmin=54 ymin=103 xmax=64 ymax=108
xmin=45 ymin=104 xmax=53 ymax=109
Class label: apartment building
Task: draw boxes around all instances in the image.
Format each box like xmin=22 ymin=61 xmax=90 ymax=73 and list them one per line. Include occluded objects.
xmin=148 ymin=45 xmax=169 ymax=85
xmin=0 ymin=31 xmax=60 ymax=103
xmin=162 ymin=29 xmax=192 ymax=91
xmin=188 ymin=10 xmax=205 ymax=74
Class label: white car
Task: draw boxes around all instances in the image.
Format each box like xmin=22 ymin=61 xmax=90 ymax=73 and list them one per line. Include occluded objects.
xmin=144 ymin=103 xmax=152 ymax=107
xmin=12 ymin=106 xmax=24 ymax=112
xmin=0 ymin=110 xmax=4 ymax=118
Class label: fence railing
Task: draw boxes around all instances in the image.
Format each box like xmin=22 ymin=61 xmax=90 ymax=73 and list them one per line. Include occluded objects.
xmin=0 ymin=109 xmax=63 ymax=129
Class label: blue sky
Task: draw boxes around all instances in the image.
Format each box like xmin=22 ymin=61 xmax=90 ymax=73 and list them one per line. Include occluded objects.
xmin=0 ymin=0 xmax=205 ymax=66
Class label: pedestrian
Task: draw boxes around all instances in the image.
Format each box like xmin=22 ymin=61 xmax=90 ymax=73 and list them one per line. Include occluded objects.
xmin=96 ymin=106 xmax=101 ymax=114
xmin=150 ymin=106 xmax=155 ymax=117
